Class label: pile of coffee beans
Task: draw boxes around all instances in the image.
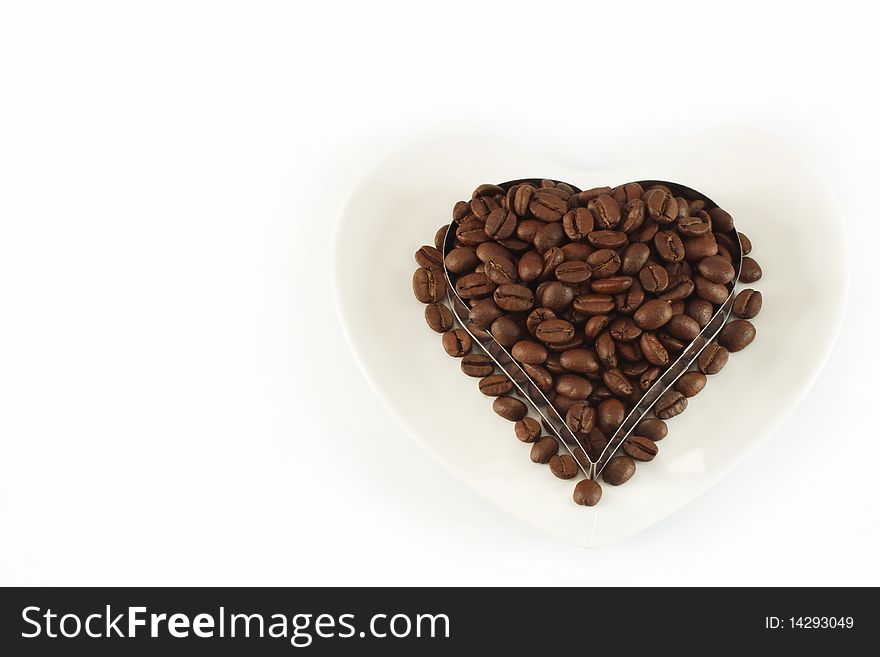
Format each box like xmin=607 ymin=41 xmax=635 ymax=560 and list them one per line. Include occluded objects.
xmin=413 ymin=180 xmax=762 ymax=507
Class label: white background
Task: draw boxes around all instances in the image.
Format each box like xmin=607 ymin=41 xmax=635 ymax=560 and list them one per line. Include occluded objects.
xmin=1 ymin=1 xmax=878 ymax=586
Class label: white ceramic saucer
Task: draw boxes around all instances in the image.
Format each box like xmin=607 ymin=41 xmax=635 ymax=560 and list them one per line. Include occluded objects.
xmin=332 ymin=129 xmax=846 ymax=547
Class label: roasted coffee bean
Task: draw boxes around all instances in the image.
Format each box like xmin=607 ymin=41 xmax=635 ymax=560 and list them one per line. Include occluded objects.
xmin=715 ymin=230 xmax=737 ymax=255
xmin=473 ymin=183 xmax=505 ymax=199
xmin=516 ymin=219 xmax=543 ymax=243
xmin=615 ymin=283 xmax=645 ymax=315
xmin=633 ymin=219 xmax=659 ymax=244
xmin=643 ymin=188 xmax=677 ymax=223
xmin=621 ymin=242 xmax=650 ymax=275
xmin=708 ymin=206 xmax=734 ymax=232
xmin=549 ymin=453 xmax=579 ymax=479
xmin=654 ymin=230 xmax=686 ymax=262
xmin=530 ymin=436 xmax=559 ymax=463
xmin=425 ymin=303 xmax=453 ymax=332
xmin=697 ymin=255 xmax=736 ymax=285
xmin=733 ymin=288 xmax=762 ymax=319
xmin=671 ymin=300 xmax=687 ymax=315
xmin=621 ymin=199 xmax=646 ymax=233
xmin=483 ymin=256 xmax=518 ymax=285
xmin=612 ymin=182 xmax=644 ymax=206
xmin=573 ymin=293 xmax=616 ymax=315
xmin=526 ymin=307 xmax=556 ymax=335
xmin=561 ymin=242 xmax=593 ymax=262
xmin=461 ymin=354 xmax=494 ymax=377
xmin=639 ymin=263 xmax=669 ymax=293
xmin=740 ymin=256 xmax=762 ymax=283
xmin=539 ymin=247 xmax=565 ymax=280
xmin=490 ymin=315 xmax=524 ymax=347
xmin=658 ymin=278 xmax=695 ymax=302
xmin=573 ymin=478 xmax=602 ymax=506
xmin=716 ymin=243 xmax=733 ymax=263
xmin=589 ymin=386 xmax=614 ymax=405
xmin=718 ymin=319 xmax=756 ymax=352
xmin=639 ymin=366 xmax=661 ymax=391
xmin=456 ymin=218 xmax=490 ymax=245
xmin=587 ymin=230 xmax=627 ymax=249
xmin=545 ymin=352 xmax=566 ymax=375
xmin=675 ymin=371 xmax=706 ymax=397
xmin=587 ymin=195 xmax=621 ymax=229
xmin=597 ymin=398 xmax=626 ymax=434
xmin=686 ymin=298 xmax=714 ymax=328
xmin=591 ymin=276 xmax=633 ymax=294
xmin=616 ymin=340 xmax=643 ymax=363
xmin=694 ymin=275 xmax=729 ymax=304
xmin=445 ymin=247 xmax=479 ymax=273
xmin=442 ymin=329 xmax=472 ymax=357
xmin=559 ymin=348 xmax=601 ymax=375
xmin=666 ymin=314 xmax=701 ymax=341
xmin=452 ymin=201 xmax=470 ymax=222
xmin=584 ymin=314 xmax=610 ymax=340
xmin=522 ymin=363 xmax=553 ymax=393
xmin=665 ymin=261 xmax=692 ymax=287
xmin=634 ymin=299 xmax=673 ymax=330
xmin=434 ymin=224 xmax=450 ymax=250
xmin=533 ymin=222 xmax=566 ymax=253
xmin=538 ymin=280 xmax=575 ymax=312
xmin=555 ymin=260 xmax=592 ymax=284
xmin=535 ymin=318 xmax=576 ymax=345
xmin=698 ymin=342 xmax=729 ymax=374
xmin=609 ymin=317 xmax=642 ymax=342
xmin=553 ymin=394 xmax=578 ymax=416
xmin=455 ymin=272 xmax=494 ymax=299
xmin=511 ymin=184 xmax=535 ymax=216
xmin=516 ymin=249 xmax=544 ymax=282
xmin=468 ymin=298 xmax=504 ymax=330
xmin=515 ymin=416 xmax=541 ymax=442
xmin=415 ymin=245 xmax=444 ymax=269
xmin=624 ymin=435 xmax=658 ymax=461
xmin=603 ymin=368 xmax=634 ymax=397
xmin=636 ymin=418 xmax=668 ymax=441
xmin=493 ymin=396 xmax=527 ymax=421
xmin=655 ymin=390 xmax=687 ymax=419
xmin=566 ymin=402 xmax=596 ymax=433
xmin=586 ymin=248 xmax=622 ymax=278
xmin=413 ymin=266 xmax=446 ymax=303
xmin=595 ymin=331 xmax=618 ymax=368
xmin=484 ymin=208 xmax=517 ymax=240
xmin=476 ymin=241 xmax=514 ymax=263
xmin=676 ymin=215 xmax=710 ymax=237
xmin=529 ymin=190 xmax=567 ymax=222
xmin=479 ymin=373 xmax=513 ymax=396
xmin=575 ymin=186 xmax=614 ymax=205
xmin=556 ymin=373 xmax=593 ymax=400
xmin=684 ymin=233 xmax=718 ymax=261
xmin=640 ymin=332 xmax=670 ymax=366
xmin=494 ymin=284 xmax=534 ymax=312
xmin=562 ymin=208 xmax=594 ymax=241
xmin=602 ymin=455 xmax=636 ymax=485
xmin=511 ymin=340 xmax=548 ymax=365
xmin=547 ymin=333 xmax=584 ymax=353
xmin=738 ymin=231 xmax=752 ymax=255
xmin=621 ymin=360 xmax=650 ymax=377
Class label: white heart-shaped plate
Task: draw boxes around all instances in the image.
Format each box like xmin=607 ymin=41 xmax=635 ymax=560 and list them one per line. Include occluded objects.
xmin=332 ymin=128 xmax=846 ymax=547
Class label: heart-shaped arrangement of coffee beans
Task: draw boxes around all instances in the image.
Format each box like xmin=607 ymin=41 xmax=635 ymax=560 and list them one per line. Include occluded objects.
xmin=412 ymin=179 xmax=762 ymax=507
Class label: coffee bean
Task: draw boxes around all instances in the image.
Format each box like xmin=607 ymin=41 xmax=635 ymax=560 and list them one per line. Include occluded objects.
xmin=698 ymin=343 xmax=729 ymax=374
xmin=455 ymin=272 xmax=494 ymax=299
xmin=623 ymin=435 xmax=658 ymax=461
xmin=511 ymin=340 xmax=548 ymax=365
xmin=442 ymin=329 xmax=472 ymax=357
xmin=676 ymin=215 xmax=710 ymax=237
xmin=595 ymin=331 xmax=617 ymax=368
xmin=684 ymin=233 xmax=718 ymax=260
xmin=597 ymin=398 xmax=626 ymax=434
xmin=602 ymin=455 xmax=636 ymax=485
xmin=616 ymin=340 xmax=643 ymax=363
xmin=740 ymin=256 xmax=762 ymax=283
xmin=697 ymin=255 xmax=736 ymax=285
xmin=457 ymin=218 xmax=490 ymax=245
xmin=468 ymin=298 xmax=504 ymax=329
xmin=484 ymin=208 xmax=517 ymax=240
xmin=655 ymin=390 xmax=687 ymax=419
xmin=559 ymin=348 xmax=601 ymax=375
xmin=476 ymin=241 xmax=514 ymax=264
xmin=566 ymin=402 xmax=596 ymax=433
xmin=635 ymin=417 xmax=667 ymax=441
xmin=708 ymin=207 xmax=734 ymax=232
xmin=530 ymin=190 xmax=568 ymax=222
xmin=526 ymin=307 xmax=556 ymax=335
xmin=665 ymin=314 xmax=701 ymax=341
xmin=434 ymin=224 xmax=450 ymax=250
xmin=415 ymin=245 xmax=444 ymax=269
xmin=587 ymin=195 xmax=621 ymax=229
xmin=694 ymin=275 xmax=729 ymax=304
xmin=639 ymin=263 xmax=669 ymax=293
xmin=535 ymin=319 xmax=576 ymax=345
xmin=561 ymin=242 xmax=593 ymax=262
xmin=521 ymin=363 xmax=553 ymax=393
xmin=609 ymin=317 xmax=642 ymax=342
xmin=621 ymin=198 xmax=646 ymax=233
xmin=587 ymin=230 xmax=628 ymax=249
xmin=425 ymin=303 xmax=453 ymax=332
xmin=590 ymin=276 xmax=633 ymax=295
xmin=556 ymin=373 xmax=593 ymax=400
xmin=494 ymin=284 xmax=534 ymax=312
xmin=515 ymin=416 xmax=541 ymax=442
xmin=584 ymin=315 xmax=610 ymax=341
xmin=654 ymin=230 xmax=686 ymax=262
xmin=612 ymin=182 xmax=644 ymax=206
xmin=444 ymin=247 xmax=479 ymax=273
xmin=658 ymin=278 xmax=695 ymax=302
xmin=586 ymin=248 xmax=621 ymax=278
xmin=483 ymin=256 xmax=518 ymax=285
xmin=621 ymin=242 xmax=650 ymax=275
xmin=510 ymin=184 xmax=535 ymax=216
xmin=633 ymin=299 xmax=673 ymax=330
xmin=479 ymin=373 xmax=514 ymax=396
xmin=573 ymin=293 xmax=616 ymax=315
xmin=493 ymin=396 xmax=527 ymax=421
xmin=461 ymin=354 xmax=494 ymax=377
xmin=555 ymin=260 xmax=592 ymax=284
xmin=490 ymin=316 xmax=524 ymax=347
xmin=633 ymin=219 xmax=659 ymax=244
xmin=603 ymin=368 xmax=634 ymax=397
xmin=517 ymin=250 xmax=544 ymax=282
xmin=738 ymin=231 xmax=752 ymax=255
xmin=675 ymin=371 xmax=707 ymax=397
xmin=533 ymin=221 xmax=566 ymax=253
xmin=657 ymin=331 xmax=686 ymax=354
xmin=562 ymin=208 xmax=594 ymax=241
xmin=530 ymin=436 xmax=559 ymax=463
xmin=539 ymin=247 xmax=565 ymax=280
xmin=537 ymin=280 xmax=574 ymax=312
xmin=644 ymin=188 xmax=677 ymax=223
xmin=573 ymin=478 xmax=602 ymax=506
xmin=686 ymin=298 xmax=714 ymax=328
xmin=413 ymin=266 xmax=446 ymax=303
xmin=640 ymin=332 xmax=670 ymax=366
xmin=639 ymin=366 xmax=661 ymax=391
xmin=718 ymin=319 xmax=756 ymax=352
xmin=733 ymin=288 xmax=762 ymax=319
xmin=615 ymin=283 xmax=645 ymax=314
xmin=549 ymin=453 xmax=579 ymax=479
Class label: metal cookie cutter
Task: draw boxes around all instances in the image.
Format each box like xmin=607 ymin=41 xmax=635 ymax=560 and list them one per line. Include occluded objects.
xmin=441 ymin=179 xmax=743 ymax=480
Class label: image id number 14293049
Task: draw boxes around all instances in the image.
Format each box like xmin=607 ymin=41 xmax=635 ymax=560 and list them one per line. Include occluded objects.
xmin=765 ymin=617 xmax=854 ymax=630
